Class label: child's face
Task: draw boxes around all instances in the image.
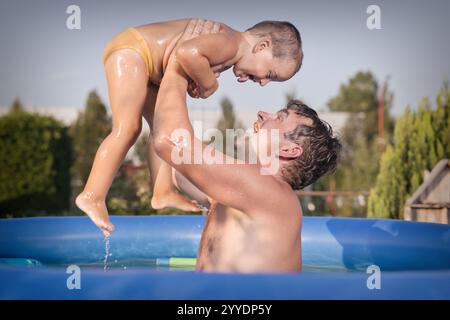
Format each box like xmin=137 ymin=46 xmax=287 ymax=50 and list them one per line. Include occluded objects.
xmin=233 ymin=44 xmax=299 ymax=86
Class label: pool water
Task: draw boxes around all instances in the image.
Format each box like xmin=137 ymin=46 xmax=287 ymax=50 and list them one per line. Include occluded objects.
xmin=62 ymin=260 xmax=197 ymax=272
xmin=1 ymin=216 xmax=449 ymax=299
xmin=49 ymin=260 xmax=354 ymax=273
xmin=0 ymin=257 xmax=354 ymax=272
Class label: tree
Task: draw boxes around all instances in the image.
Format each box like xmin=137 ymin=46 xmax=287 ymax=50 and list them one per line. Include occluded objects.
xmin=328 ymin=71 xmax=394 ymax=146
xmin=367 ymin=145 xmax=403 ymax=218
xmin=107 ymin=161 xmax=154 ymax=215
xmin=215 ymin=97 xmax=244 ymax=156
xmin=70 ymin=91 xmax=111 ymax=188
xmin=217 ymin=97 xmax=243 ymax=134
xmin=134 ymin=132 xmax=149 ymax=164
xmin=0 ymin=108 xmax=72 ymax=216
xmin=9 ymin=98 xmax=25 ymax=114
xmin=435 ymin=80 xmax=450 ymax=160
xmin=314 ymin=71 xmax=395 ymax=216
xmin=368 ymin=83 xmax=450 ymax=218
xmin=285 ymin=90 xmax=297 ymax=104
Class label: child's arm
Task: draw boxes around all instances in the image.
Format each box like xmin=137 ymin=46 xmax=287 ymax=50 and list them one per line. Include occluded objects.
xmin=153 ymin=57 xmax=288 ymax=216
xmin=175 ymin=32 xmax=239 ymax=98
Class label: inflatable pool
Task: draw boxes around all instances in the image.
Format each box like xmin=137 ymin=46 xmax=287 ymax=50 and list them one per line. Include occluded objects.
xmin=0 ymin=215 xmax=449 ymax=299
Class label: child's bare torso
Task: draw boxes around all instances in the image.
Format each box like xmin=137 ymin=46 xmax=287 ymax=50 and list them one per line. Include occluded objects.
xmin=196 ymin=202 xmax=302 ymax=273
xmin=135 ymin=19 xmax=234 ymax=86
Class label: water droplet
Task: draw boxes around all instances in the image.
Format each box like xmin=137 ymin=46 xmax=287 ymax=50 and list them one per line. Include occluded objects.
xmin=103 ymin=235 xmax=111 ymax=271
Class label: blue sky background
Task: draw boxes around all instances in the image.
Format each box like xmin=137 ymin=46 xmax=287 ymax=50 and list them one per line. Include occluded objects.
xmin=0 ymin=0 xmax=449 ymax=116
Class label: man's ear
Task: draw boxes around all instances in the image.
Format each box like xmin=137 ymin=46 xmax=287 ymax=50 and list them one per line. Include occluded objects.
xmin=279 ymin=143 xmax=303 ymax=159
xmin=253 ymin=38 xmax=272 ymax=53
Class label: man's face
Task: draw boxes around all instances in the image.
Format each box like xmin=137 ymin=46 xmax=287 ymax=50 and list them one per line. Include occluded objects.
xmin=251 ymin=109 xmax=313 ymax=163
xmin=254 ymin=109 xmax=312 ymax=134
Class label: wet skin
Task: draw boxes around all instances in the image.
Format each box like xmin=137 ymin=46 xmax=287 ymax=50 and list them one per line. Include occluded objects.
xmin=76 ymin=20 xmax=223 ymax=235
xmin=152 ymin=25 xmax=304 ymax=272
xmin=76 ymin=18 xmax=301 ymax=239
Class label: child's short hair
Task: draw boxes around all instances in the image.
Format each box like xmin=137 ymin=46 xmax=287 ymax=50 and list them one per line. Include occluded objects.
xmin=246 ymin=21 xmax=303 ymax=68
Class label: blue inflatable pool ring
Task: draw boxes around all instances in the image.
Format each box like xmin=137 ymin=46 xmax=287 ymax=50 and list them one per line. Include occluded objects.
xmin=0 ymin=215 xmax=449 ymax=299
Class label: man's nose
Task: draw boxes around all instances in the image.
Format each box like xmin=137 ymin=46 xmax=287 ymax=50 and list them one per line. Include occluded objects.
xmin=257 ymin=111 xmax=270 ymax=121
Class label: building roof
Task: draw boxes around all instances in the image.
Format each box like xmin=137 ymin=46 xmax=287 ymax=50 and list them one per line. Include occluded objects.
xmin=406 ymin=159 xmax=450 ymax=206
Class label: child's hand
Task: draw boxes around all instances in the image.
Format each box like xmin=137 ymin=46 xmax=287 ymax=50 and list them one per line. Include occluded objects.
xmin=211 ymin=65 xmax=223 ymax=78
xmin=188 ymin=79 xmax=200 ymax=98
xmin=176 ymin=19 xmax=222 ymax=99
xmin=198 ymin=80 xmax=219 ymax=99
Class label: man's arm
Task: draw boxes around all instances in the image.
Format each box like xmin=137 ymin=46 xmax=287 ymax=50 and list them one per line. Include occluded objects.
xmin=176 ymin=30 xmax=239 ymax=98
xmin=153 ymin=58 xmax=282 ymax=214
xmin=172 ymin=169 xmax=210 ymax=207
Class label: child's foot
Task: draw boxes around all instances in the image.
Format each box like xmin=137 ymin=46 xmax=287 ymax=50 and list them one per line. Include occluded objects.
xmin=151 ymin=191 xmax=201 ymax=212
xmin=75 ymin=192 xmax=115 ymax=236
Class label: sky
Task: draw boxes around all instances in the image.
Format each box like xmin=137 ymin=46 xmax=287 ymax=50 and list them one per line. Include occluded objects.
xmin=0 ymin=0 xmax=449 ymax=117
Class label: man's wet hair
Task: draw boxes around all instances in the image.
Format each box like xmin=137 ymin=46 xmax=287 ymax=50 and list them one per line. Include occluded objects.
xmin=246 ymin=21 xmax=303 ymax=71
xmin=281 ymin=100 xmax=341 ymax=190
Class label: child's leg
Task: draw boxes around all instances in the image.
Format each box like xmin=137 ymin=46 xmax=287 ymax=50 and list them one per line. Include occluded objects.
xmin=142 ymin=88 xmax=200 ymax=212
xmin=148 ymin=136 xmax=201 ymax=212
xmin=76 ymin=49 xmax=149 ymax=235
xmin=172 ymin=168 xmax=212 ymax=209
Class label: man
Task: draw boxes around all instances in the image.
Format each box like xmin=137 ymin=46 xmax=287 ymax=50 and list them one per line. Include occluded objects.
xmin=152 ymin=22 xmax=341 ymax=273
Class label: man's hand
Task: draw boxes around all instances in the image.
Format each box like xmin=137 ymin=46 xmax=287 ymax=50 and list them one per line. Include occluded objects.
xmin=176 ymin=19 xmax=221 ymax=99
xmin=180 ymin=19 xmax=221 ymax=43
xmin=188 ymin=68 xmax=221 ymax=99
xmin=188 ymin=79 xmax=200 ymax=98
xmin=155 ymin=21 xmax=290 ymax=218
xmin=188 ymin=79 xmax=219 ymax=99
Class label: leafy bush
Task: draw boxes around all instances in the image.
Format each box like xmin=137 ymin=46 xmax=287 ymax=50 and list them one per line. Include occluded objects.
xmin=368 ymin=83 xmax=450 ymax=218
xmin=0 ymin=111 xmax=72 ymax=216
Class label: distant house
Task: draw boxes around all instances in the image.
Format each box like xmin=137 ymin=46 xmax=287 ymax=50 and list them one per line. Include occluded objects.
xmin=404 ymin=159 xmax=450 ymax=224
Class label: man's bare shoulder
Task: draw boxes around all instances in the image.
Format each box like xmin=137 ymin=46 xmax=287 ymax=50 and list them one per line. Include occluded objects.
xmin=273 ymin=179 xmax=302 ymax=215
xmin=245 ymin=176 xmax=302 ymax=218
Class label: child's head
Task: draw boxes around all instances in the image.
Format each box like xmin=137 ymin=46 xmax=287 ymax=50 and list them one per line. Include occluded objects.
xmin=234 ymin=21 xmax=303 ymax=86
